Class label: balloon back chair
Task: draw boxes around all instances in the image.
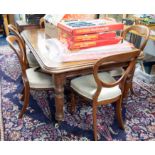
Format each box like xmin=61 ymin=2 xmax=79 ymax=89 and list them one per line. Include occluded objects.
xmin=121 ymin=25 xmax=150 ymax=69
xmin=6 ymin=35 xmax=54 ymax=118
xmin=70 ymin=49 xmax=140 ymax=140
xmin=8 ymin=24 xmax=39 ymax=68
xmin=120 ymin=25 xmax=150 ymax=94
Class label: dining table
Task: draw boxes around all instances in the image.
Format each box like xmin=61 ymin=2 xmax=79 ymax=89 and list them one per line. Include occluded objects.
xmin=21 ymin=28 xmax=140 ymax=123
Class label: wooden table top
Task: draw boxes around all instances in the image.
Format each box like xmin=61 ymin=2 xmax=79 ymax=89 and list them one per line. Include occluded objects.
xmin=16 ymin=20 xmax=39 ymax=27
xmin=21 ymin=28 xmax=139 ymax=74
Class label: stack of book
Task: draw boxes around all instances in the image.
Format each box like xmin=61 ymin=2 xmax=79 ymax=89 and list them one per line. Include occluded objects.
xmin=57 ymin=19 xmax=124 ymax=51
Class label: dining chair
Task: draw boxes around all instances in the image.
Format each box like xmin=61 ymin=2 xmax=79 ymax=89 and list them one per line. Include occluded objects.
xmin=121 ymin=25 xmax=150 ymax=69
xmin=8 ymin=24 xmax=39 ymax=68
xmin=70 ymin=49 xmax=140 ymax=140
xmin=6 ymin=35 xmax=54 ymax=119
xmin=110 ymin=25 xmax=150 ymax=93
xmin=121 ymin=25 xmax=150 ymax=94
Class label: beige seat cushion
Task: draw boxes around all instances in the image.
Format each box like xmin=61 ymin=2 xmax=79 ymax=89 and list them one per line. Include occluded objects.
xmin=71 ymin=72 xmax=122 ymax=102
xmin=109 ymin=67 xmax=124 ymax=77
xmin=26 ymin=68 xmax=54 ymax=89
xmin=27 ymin=52 xmax=39 ymax=68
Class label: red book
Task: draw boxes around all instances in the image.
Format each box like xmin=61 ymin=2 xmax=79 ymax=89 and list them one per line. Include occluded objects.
xmin=68 ymin=36 xmax=122 ymax=50
xmin=57 ymin=19 xmax=124 ymax=35
xmin=59 ymin=31 xmax=116 ymax=43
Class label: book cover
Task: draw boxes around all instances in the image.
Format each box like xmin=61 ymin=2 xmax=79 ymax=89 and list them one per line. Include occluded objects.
xmin=57 ymin=19 xmax=124 ymax=35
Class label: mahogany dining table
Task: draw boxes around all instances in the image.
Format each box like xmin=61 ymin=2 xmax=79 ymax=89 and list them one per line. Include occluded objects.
xmin=21 ymin=28 xmax=140 ymax=122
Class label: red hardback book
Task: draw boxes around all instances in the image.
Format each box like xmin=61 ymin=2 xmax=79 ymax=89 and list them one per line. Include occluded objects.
xmin=68 ymin=36 xmax=122 ymax=50
xmin=59 ymin=31 xmax=116 ymax=43
xmin=57 ymin=19 xmax=124 ymax=35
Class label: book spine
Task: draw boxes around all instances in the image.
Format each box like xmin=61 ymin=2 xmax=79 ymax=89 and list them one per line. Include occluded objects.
xmin=59 ymin=30 xmax=116 ymax=43
xmin=72 ymin=32 xmax=116 ymax=42
xmin=68 ymin=37 xmax=122 ymax=50
xmin=73 ymin=24 xmax=124 ymax=35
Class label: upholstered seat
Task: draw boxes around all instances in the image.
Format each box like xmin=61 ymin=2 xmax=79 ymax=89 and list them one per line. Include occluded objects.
xmin=26 ymin=67 xmax=54 ymax=89
xmin=109 ymin=68 xmax=124 ymax=77
xmin=71 ymin=72 xmax=121 ymax=102
xmin=26 ymin=52 xmax=39 ymax=68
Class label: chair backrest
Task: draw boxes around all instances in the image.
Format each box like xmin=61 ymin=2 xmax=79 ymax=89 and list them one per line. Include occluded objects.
xmin=8 ymin=24 xmax=25 ymax=50
xmin=121 ymin=25 xmax=150 ymax=51
xmin=39 ymin=17 xmax=45 ymax=28
xmin=6 ymin=35 xmax=28 ymax=76
xmin=93 ymin=49 xmax=140 ymax=99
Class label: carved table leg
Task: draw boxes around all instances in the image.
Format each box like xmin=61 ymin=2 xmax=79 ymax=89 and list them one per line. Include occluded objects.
xmin=53 ymin=73 xmax=65 ymax=122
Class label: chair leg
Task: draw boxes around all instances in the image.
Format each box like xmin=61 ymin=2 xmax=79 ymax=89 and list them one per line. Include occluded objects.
xmin=70 ymin=90 xmax=76 ymax=114
xmin=93 ymin=104 xmax=97 ymax=141
xmin=20 ymin=87 xmax=25 ymax=101
xmin=130 ymin=83 xmax=138 ymax=97
xmin=116 ymin=96 xmax=124 ymax=130
xmin=18 ymin=85 xmax=30 ymax=119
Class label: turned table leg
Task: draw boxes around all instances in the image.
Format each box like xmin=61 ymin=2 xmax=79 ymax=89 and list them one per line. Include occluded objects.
xmin=53 ymin=73 xmax=65 ymax=122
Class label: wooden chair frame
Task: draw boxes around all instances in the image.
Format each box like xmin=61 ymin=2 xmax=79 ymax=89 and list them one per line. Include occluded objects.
xmin=6 ymin=35 xmax=53 ymax=118
xmin=71 ymin=49 xmax=140 ymax=140
xmin=8 ymin=24 xmax=28 ymax=65
xmin=121 ymin=25 xmax=150 ymax=52
xmin=121 ymin=25 xmax=150 ymax=95
xmin=39 ymin=17 xmax=45 ymax=28
xmin=8 ymin=24 xmax=40 ymax=69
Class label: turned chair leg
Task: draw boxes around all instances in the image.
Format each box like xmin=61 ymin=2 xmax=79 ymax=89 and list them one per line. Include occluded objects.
xmin=20 ymin=87 xmax=25 ymax=101
xmin=93 ymin=104 xmax=97 ymax=141
xmin=116 ymin=96 xmax=124 ymax=130
xmin=70 ymin=90 xmax=76 ymax=114
xmin=18 ymin=85 xmax=30 ymax=119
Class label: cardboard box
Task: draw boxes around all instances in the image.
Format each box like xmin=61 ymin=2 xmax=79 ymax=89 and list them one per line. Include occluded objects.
xmin=57 ymin=19 xmax=124 ymax=35
xmin=44 ymin=20 xmax=58 ymax=38
xmin=44 ymin=14 xmax=64 ymax=38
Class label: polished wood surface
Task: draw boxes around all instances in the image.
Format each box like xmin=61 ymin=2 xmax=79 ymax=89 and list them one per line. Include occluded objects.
xmin=16 ymin=20 xmax=40 ymax=32
xmin=21 ymin=28 xmax=140 ymax=122
xmin=21 ymin=29 xmax=138 ymax=73
xmin=2 ymin=14 xmax=9 ymax=36
xmin=39 ymin=17 xmax=45 ymax=28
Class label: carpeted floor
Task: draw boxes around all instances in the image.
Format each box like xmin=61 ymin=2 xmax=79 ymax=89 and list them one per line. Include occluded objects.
xmin=0 ymin=37 xmax=155 ymax=141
